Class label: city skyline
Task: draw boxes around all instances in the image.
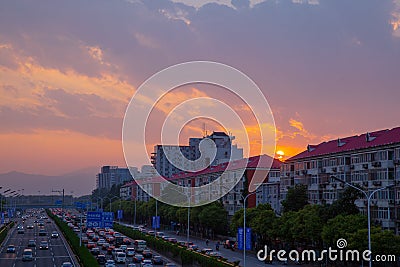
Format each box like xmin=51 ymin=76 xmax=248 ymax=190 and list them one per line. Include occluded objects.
xmin=1 ymin=0 xmax=400 ymax=195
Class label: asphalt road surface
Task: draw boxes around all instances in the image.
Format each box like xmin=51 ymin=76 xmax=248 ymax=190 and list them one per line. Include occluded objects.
xmin=0 ymin=213 xmax=78 ymax=267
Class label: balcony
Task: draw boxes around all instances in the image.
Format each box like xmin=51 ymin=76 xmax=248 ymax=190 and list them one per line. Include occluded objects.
xmin=372 ymin=161 xmax=381 ymax=168
xmin=372 ymin=181 xmax=382 ymax=186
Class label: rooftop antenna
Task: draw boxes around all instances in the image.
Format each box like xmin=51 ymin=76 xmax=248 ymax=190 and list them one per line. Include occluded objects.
xmin=203 ymin=122 xmax=207 ymax=137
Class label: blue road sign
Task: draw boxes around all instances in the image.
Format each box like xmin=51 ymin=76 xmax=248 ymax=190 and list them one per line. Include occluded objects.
xmin=245 ymin=227 xmax=252 ymax=250
xmin=117 ymin=210 xmax=123 ymax=220
xmin=86 ymin=211 xmax=102 ymax=228
xmin=102 ymin=212 xmax=114 ymax=228
xmin=152 ymin=216 xmax=160 ymax=229
xmin=238 ymin=227 xmax=244 ymax=250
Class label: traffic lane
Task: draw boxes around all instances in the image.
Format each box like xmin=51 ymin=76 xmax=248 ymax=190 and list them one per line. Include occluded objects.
xmin=0 ymin=222 xmax=19 ymax=267
xmin=0 ymin=219 xmax=36 ymax=267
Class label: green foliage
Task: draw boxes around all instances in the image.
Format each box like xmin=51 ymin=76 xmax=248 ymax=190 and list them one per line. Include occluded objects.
xmin=321 ymin=213 xmax=367 ymax=246
xmin=281 ymin=184 xmax=308 ymax=213
xmin=0 ymin=221 xmax=14 ymax=245
xmin=46 ymin=210 xmax=99 ymax=267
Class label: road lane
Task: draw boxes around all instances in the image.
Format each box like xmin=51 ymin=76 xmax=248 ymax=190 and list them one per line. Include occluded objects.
xmin=0 ymin=210 xmax=79 ymax=267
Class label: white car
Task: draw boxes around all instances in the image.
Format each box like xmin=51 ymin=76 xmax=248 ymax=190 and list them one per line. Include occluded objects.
xmin=141 ymin=259 xmax=153 ymax=267
xmin=105 ymin=259 xmax=116 ymax=267
xmin=116 ymin=252 xmax=126 ymax=263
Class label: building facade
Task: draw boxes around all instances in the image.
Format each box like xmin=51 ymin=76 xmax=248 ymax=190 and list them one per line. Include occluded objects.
xmin=151 ymin=132 xmax=243 ymax=178
xmin=281 ymin=127 xmax=400 ymax=233
xmin=96 ymin=166 xmax=133 ymax=189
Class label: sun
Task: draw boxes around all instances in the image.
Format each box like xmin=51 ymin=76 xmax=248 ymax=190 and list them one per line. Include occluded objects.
xmin=276 ymin=150 xmax=284 ymax=159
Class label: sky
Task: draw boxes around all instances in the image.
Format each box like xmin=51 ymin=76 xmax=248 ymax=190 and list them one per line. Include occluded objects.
xmin=0 ymin=0 xmax=400 ymax=193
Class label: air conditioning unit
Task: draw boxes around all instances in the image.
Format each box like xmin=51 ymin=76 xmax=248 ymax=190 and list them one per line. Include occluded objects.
xmin=394 ymin=159 xmax=400 ymax=165
xmin=362 ymin=163 xmax=369 ymax=169
xmin=363 ymin=181 xmax=369 ymax=186
xmin=302 ymin=170 xmax=307 ymax=175
xmin=350 ymin=165 xmax=355 ymax=170
xmin=339 ymin=166 xmax=344 ymax=172
xmin=321 ymin=168 xmax=326 ymax=173
xmin=332 ymin=167 xmax=337 ymax=172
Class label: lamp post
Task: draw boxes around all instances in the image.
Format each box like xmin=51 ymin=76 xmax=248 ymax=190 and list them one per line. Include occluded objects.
xmin=331 ymin=175 xmax=395 ymax=267
xmin=1 ymin=188 xmax=11 ymax=215
xmin=241 ymin=190 xmax=261 ymax=267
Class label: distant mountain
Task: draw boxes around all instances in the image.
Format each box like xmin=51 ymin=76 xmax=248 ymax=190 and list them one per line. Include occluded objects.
xmin=0 ymin=169 xmax=97 ymax=197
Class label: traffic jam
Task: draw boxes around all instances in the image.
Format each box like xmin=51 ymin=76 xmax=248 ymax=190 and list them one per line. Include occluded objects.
xmin=50 ymin=209 xmax=178 ymax=267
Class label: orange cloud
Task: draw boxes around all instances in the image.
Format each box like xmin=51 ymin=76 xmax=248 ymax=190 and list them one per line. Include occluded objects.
xmin=0 ymin=129 xmax=126 ymax=176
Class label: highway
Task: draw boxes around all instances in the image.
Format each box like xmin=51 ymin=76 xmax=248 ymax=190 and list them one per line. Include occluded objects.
xmin=0 ymin=210 xmax=79 ymax=267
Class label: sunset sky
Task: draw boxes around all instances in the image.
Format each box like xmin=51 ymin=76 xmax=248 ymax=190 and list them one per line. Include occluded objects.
xmin=1 ymin=0 xmax=400 ymax=194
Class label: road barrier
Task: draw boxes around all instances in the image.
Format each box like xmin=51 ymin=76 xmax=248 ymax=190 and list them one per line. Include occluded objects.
xmin=0 ymin=221 xmax=15 ymax=245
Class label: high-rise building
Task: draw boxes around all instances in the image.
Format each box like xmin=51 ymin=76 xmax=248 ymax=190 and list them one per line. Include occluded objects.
xmin=96 ymin=166 xmax=133 ymax=189
xmin=281 ymin=127 xmax=400 ymax=233
xmin=151 ymin=132 xmax=243 ymax=178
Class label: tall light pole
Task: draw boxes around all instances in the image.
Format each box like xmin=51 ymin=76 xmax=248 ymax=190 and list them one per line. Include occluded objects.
xmin=331 ymin=176 xmax=394 ymax=267
xmin=241 ymin=190 xmax=260 ymax=267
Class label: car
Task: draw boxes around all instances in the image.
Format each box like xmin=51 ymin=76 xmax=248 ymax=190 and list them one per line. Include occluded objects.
xmin=51 ymin=231 xmax=59 ymax=238
xmin=28 ymin=239 xmax=36 ymax=247
xmin=39 ymin=240 xmax=49 ymax=250
xmin=123 ymin=238 xmax=132 ymax=245
xmin=17 ymin=228 xmax=25 ymax=234
xmin=116 ymin=252 xmax=127 ymax=263
xmin=97 ymin=254 xmax=107 ymax=265
xmin=133 ymin=253 xmax=144 ymax=262
xmin=91 ymin=247 xmax=100 ymax=255
xmin=87 ymin=241 xmax=96 ymax=249
xmin=105 ymin=259 xmax=116 ymax=267
xmin=39 ymin=229 xmax=47 ymax=236
xmin=201 ymin=248 xmax=213 ymax=254
xmin=152 ymin=255 xmax=163 ymax=265
xmin=128 ymin=264 xmax=138 ymax=267
xmin=61 ymin=262 xmax=73 ymax=267
xmin=6 ymin=245 xmax=16 ymax=253
xmin=26 ymin=224 xmax=34 ymax=229
xmin=126 ymin=247 xmax=135 ymax=257
xmin=141 ymin=259 xmax=153 ymax=267
xmin=223 ymin=239 xmax=236 ymax=249
xmin=163 ymin=263 xmax=176 ymax=267
xmin=209 ymin=252 xmax=223 ymax=259
xmin=120 ymin=244 xmax=128 ymax=251
xmin=22 ymin=249 xmax=33 ymax=261
xmin=142 ymin=249 xmax=152 ymax=258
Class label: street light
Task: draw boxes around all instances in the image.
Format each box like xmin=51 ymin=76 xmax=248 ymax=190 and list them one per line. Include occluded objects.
xmin=331 ymin=175 xmax=394 ymax=267
xmin=104 ymin=195 xmax=120 ymax=212
xmin=241 ymin=190 xmax=262 ymax=267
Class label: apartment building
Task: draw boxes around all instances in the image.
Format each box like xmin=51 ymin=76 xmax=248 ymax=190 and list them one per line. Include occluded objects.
xmin=150 ymin=132 xmax=243 ymax=178
xmin=281 ymin=127 xmax=400 ymax=233
xmin=96 ymin=166 xmax=133 ymax=189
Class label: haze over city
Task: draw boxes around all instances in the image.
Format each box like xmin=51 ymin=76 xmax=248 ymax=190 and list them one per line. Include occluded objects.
xmin=1 ymin=0 xmax=400 ymax=196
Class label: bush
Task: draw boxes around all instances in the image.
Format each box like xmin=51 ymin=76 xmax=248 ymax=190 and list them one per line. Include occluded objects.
xmin=0 ymin=221 xmax=14 ymax=245
xmin=46 ymin=210 xmax=99 ymax=267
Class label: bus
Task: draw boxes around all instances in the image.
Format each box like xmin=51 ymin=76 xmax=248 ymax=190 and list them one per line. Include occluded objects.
xmin=133 ymin=240 xmax=147 ymax=252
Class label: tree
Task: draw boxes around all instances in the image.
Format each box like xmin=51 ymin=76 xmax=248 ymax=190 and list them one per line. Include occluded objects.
xmin=281 ymin=184 xmax=308 ymax=213
xmin=321 ymin=214 xmax=367 ymax=246
xmin=198 ymin=202 xmax=228 ymax=237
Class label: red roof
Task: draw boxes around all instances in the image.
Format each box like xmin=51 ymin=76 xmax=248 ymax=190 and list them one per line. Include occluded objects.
xmin=288 ymin=127 xmax=400 ymax=161
xmin=128 ymin=155 xmax=281 ymax=186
